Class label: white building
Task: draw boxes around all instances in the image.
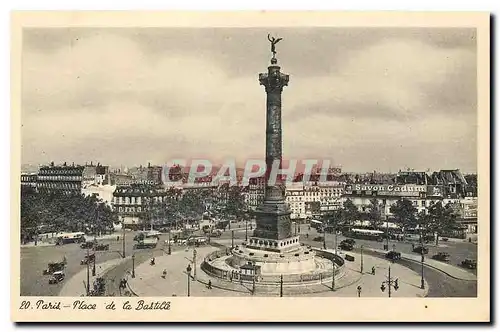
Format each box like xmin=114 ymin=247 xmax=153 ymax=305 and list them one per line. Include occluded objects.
xmin=285 ymin=182 xmax=305 ymax=220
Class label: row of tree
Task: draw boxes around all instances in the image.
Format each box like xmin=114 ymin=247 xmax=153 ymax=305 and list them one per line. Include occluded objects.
xmin=21 ymin=186 xmax=118 ymax=240
xmin=140 ymin=185 xmax=246 ymax=229
xmin=323 ymin=198 xmax=461 ymax=245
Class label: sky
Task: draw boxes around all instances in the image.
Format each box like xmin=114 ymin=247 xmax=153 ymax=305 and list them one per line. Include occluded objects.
xmin=21 ymin=27 xmax=478 ymax=173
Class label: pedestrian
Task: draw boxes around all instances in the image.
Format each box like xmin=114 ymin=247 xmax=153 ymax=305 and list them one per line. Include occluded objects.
xmin=162 ymin=269 xmax=167 ymax=279
xmin=117 ymin=236 xmax=120 ymax=241
xmin=208 ymin=280 xmax=212 ymax=289
xmin=371 ymin=266 xmax=376 ymax=275
xmin=412 ymin=243 xmax=415 ymax=250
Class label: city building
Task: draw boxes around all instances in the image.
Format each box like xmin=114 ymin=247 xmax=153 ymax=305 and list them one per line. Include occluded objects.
xmin=245 ymin=176 xmax=265 ymax=211
xmin=20 ymin=173 xmax=37 ymax=189
xmin=82 ymin=162 xmax=110 ymax=187
xmin=112 ymin=184 xmax=169 ymax=229
xmin=285 ymin=182 xmax=305 ymax=220
xmin=36 ymin=162 xmax=84 ymax=194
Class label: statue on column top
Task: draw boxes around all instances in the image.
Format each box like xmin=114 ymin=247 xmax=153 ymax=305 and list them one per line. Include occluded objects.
xmin=267 ymin=34 xmax=283 ymax=59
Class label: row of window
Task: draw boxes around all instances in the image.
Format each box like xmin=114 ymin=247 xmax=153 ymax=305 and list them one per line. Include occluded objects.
xmin=37 ymin=183 xmax=80 ymax=189
xmin=37 ymin=176 xmax=82 ymax=181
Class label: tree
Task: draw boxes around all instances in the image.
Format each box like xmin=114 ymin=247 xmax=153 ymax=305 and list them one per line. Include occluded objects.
xmin=367 ymin=198 xmax=384 ymax=230
xmin=427 ymin=201 xmax=460 ymax=246
xmin=342 ymin=199 xmax=359 ymax=232
xmin=389 ymin=198 xmax=417 ymax=236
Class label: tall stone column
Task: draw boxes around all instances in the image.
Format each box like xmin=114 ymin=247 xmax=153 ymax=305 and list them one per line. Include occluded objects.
xmin=259 ymin=58 xmax=289 ymax=202
xmin=252 ymin=57 xmax=293 ymax=242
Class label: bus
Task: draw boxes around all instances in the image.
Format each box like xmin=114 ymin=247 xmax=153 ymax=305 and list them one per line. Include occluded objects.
xmin=55 ymin=232 xmax=86 ymax=245
xmin=310 ymin=219 xmax=323 ymax=230
xmin=347 ymin=229 xmax=384 ymax=242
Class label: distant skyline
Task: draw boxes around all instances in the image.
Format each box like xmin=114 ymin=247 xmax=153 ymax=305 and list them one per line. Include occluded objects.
xmin=21 ymin=28 xmax=477 ymax=173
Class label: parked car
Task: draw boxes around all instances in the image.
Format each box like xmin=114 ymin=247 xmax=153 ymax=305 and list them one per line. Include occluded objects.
xmin=43 ymin=261 xmax=65 ymax=275
xmin=80 ymin=253 xmax=95 ymax=265
xmin=385 ymin=251 xmax=402 ymax=260
xmin=432 ymin=252 xmax=451 ymax=262
xmin=412 ymin=246 xmax=429 ymax=255
xmin=343 ymin=238 xmax=356 ymax=246
xmin=49 ymin=271 xmax=65 ymax=284
xmin=80 ymin=241 xmax=94 ymax=249
xmin=94 ymin=243 xmax=110 ymax=251
xmin=339 ymin=241 xmax=353 ymax=251
xmin=313 ymin=236 xmax=324 ymax=242
xmin=461 ymin=259 xmax=477 ymax=269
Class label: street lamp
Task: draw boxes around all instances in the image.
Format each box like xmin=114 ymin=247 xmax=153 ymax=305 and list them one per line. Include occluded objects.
xmin=385 ymin=218 xmax=390 ymax=251
xmin=92 ymin=251 xmax=96 ymax=277
xmin=360 ymin=245 xmax=364 ymax=274
xmin=380 ymin=265 xmax=399 ymax=298
xmin=193 ymin=249 xmax=197 ymax=281
xmin=323 ymin=222 xmax=327 ymax=250
xmin=86 ymin=247 xmax=90 ymax=296
xmin=420 ymin=229 xmax=425 ymax=289
xmin=252 ymin=262 xmax=256 ymax=295
xmin=280 ymin=274 xmax=283 ymax=297
xmin=132 ymin=254 xmax=136 ymax=278
xmin=331 ymin=259 xmax=336 ymax=291
xmin=122 ymin=217 xmax=126 ymax=258
xmin=231 ymin=230 xmax=235 ymax=248
xmin=186 ymin=264 xmax=192 ymax=297
xmin=245 ymin=219 xmax=248 ymax=242
xmin=168 ymin=229 xmax=172 ymax=255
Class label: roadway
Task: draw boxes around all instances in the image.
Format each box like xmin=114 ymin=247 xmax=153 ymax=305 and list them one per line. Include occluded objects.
xmin=20 ymin=224 xmax=477 ymax=297
xmin=20 ymin=230 xmax=172 ymax=296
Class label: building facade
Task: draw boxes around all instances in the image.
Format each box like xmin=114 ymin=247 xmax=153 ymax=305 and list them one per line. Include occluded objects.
xmin=112 ymin=184 xmax=169 ymax=229
xmin=36 ymin=162 xmax=84 ymax=194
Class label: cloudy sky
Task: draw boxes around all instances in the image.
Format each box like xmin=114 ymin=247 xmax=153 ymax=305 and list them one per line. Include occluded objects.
xmin=21 ymin=27 xmax=477 ymax=172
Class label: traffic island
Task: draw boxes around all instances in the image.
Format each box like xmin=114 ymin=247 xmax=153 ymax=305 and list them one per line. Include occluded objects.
xmin=125 ymin=245 xmax=428 ymax=297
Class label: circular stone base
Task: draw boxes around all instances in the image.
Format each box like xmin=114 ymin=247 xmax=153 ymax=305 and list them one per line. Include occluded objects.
xmin=229 ymin=243 xmax=320 ymax=275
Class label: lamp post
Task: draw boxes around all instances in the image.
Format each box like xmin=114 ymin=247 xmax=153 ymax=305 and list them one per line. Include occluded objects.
xmin=92 ymin=250 xmax=96 ymax=277
xmin=131 ymin=254 xmax=135 ymax=278
xmin=231 ymin=230 xmax=235 ymax=248
xmin=186 ymin=264 xmax=192 ymax=297
xmin=357 ymin=285 xmax=362 ymax=297
xmin=86 ymin=247 xmax=90 ymax=296
xmin=122 ymin=217 xmax=126 ymax=258
xmin=168 ymin=229 xmax=172 ymax=255
xmin=252 ymin=262 xmax=256 ymax=295
xmin=385 ymin=218 xmax=389 ymax=251
xmin=420 ymin=229 xmax=425 ymax=289
xmin=245 ymin=219 xmax=248 ymax=242
xmin=280 ymin=274 xmax=283 ymax=297
xmin=360 ymin=245 xmax=364 ymax=274
xmin=193 ymin=249 xmax=197 ymax=281
xmin=380 ymin=265 xmax=399 ymax=298
xmin=323 ymin=222 xmax=327 ymax=250
xmin=331 ymin=259 xmax=336 ymax=291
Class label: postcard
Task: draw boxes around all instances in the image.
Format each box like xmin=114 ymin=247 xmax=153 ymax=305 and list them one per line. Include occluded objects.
xmin=11 ymin=11 xmax=490 ymax=322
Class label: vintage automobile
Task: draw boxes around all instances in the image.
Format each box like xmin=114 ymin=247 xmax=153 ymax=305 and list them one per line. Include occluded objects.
xmin=339 ymin=240 xmax=354 ymax=251
xmin=80 ymin=241 xmax=95 ymax=249
xmin=94 ymin=243 xmax=110 ymax=251
xmin=432 ymin=252 xmax=451 ymax=262
xmin=80 ymin=253 xmax=96 ymax=265
xmin=385 ymin=251 xmax=402 ymax=261
xmin=49 ymin=271 xmax=65 ymax=284
xmin=313 ymin=236 xmax=324 ymax=242
xmin=412 ymin=246 xmax=429 ymax=255
xmin=461 ymin=259 xmax=477 ymax=269
xmin=343 ymin=238 xmax=356 ymax=246
xmin=43 ymin=261 xmax=65 ymax=275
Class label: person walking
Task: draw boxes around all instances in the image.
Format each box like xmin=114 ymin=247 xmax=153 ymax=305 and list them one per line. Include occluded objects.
xmin=208 ymin=280 xmax=212 ymax=289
